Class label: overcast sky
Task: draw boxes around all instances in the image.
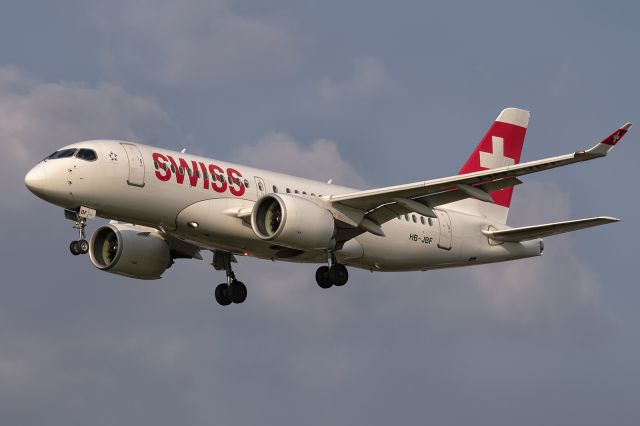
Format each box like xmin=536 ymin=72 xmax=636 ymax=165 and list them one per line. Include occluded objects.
xmin=1 ymin=1 xmax=639 ymax=425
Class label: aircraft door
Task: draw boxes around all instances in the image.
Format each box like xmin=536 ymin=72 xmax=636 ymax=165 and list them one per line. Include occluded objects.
xmin=121 ymin=143 xmax=145 ymax=187
xmin=254 ymin=176 xmax=267 ymax=199
xmin=436 ymin=210 xmax=452 ymax=250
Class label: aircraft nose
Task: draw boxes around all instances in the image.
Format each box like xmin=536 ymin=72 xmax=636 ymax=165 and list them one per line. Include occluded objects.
xmin=25 ymin=164 xmax=48 ymax=196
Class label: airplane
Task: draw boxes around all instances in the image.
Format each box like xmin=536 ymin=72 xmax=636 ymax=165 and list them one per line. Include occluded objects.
xmin=24 ymin=108 xmax=631 ymax=306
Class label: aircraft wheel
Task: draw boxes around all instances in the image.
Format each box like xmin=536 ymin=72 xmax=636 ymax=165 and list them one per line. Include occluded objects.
xmin=315 ymin=266 xmax=332 ymax=289
xmin=329 ymin=264 xmax=348 ymax=286
xmin=78 ymin=239 xmax=89 ymax=254
xmin=69 ymin=241 xmax=82 ymax=256
xmin=214 ymin=283 xmax=231 ymax=306
xmin=230 ymin=281 xmax=247 ymax=304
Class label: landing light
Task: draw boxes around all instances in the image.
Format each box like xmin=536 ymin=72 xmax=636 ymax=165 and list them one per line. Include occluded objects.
xmin=187 ymin=221 xmax=199 ymax=229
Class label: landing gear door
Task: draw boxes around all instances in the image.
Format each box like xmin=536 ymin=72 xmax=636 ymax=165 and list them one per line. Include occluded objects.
xmin=436 ymin=210 xmax=452 ymax=250
xmin=254 ymin=176 xmax=267 ymax=199
xmin=121 ymin=143 xmax=145 ymax=187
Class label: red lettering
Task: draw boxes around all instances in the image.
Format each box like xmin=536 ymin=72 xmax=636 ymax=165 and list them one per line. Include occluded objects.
xmin=227 ymin=168 xmax=245 ymax=197
xmin=167 ymin=156 xmax=185 ymax=184
xmin=154 ymin=153 xmax=246 ymax=197
xmin=167 ymin=156 xmax=199 ymax=186
xmin=208 ymin=164 xmax=227 ymax=193
xmin=153 ymin=153 xmax=171 ymax=181
xmin=199 ymin=162 xmax=209 ymax=189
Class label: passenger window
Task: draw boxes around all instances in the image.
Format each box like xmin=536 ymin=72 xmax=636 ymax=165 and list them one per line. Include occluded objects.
xmin=286 ymin=188 xmax=291 ymax=193
xmin=420 ymin=217 xmax=425 ymax=225
xmin=404 ymin=214 xmax=409 ymax=221
xmin=245 ymin=179 xmax=251 ymax=188
xmin=154 ymin=161 xmax=159 ymax=169
xmin=412 ymin=215 xmax=417 ymax=223
xmin=171 ymin=165 xmax=176 ymax=173
xmin=294 ymin=189 xmax=299 ymax=194
xmin=258 ymin=182 xmax=263 ymax=191
xmin=273 ymin=185 xmax=278 ymax=193
xmin=311 ymin=193 xmax=315 ymax=197
xmin=179 ymin=167 xmax=184 ymax=175
xmin=195 ymin=169 xmax=200 ymax=178
xmin=302 ymin=191 xmax=307 ymax=195
xmin=219 ymin=175 xmax=225 ymax=183
xmin=428 ymin=218 xmax=433 ymax=226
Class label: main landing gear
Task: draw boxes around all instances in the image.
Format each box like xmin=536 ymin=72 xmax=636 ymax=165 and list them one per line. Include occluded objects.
xmin=213 ymin=251 xmax=247 ymax=306
xmin=315 ymin=252 xmax=349 ymax=289
xmin=69 ymin=215 xmax=89 ymax=256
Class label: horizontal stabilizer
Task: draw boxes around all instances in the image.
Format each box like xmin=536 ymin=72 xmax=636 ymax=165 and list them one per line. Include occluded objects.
xmin=481 ymin=216 xmax=620 ymax=242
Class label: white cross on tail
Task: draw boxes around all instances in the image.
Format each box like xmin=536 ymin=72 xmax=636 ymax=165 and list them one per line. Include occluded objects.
xmin=479 ymin=136 xmax=515 ymax=169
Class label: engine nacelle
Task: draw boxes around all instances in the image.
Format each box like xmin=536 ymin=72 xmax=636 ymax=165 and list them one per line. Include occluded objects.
xmin=251 ymin=194 xmax=336 ymax=250
xmin=89 ymin=223 xmax=171 ymax=280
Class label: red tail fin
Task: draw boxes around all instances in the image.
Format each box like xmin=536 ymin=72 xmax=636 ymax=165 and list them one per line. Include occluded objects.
xmin=458 ymin=108 xmax=530 ymax=208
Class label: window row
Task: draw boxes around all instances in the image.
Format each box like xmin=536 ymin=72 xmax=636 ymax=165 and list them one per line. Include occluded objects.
xmin=271 ymin=185 xmax=322 ymax=197
xmin=400 ymin=214 xmax=434 ymax=226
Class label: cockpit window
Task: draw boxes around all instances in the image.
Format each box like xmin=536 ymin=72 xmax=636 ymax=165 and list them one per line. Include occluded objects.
xmin=76 ymin=148 xmax=97 ymax=161
xmin=46 ymin=148 xmax=77 ymax=160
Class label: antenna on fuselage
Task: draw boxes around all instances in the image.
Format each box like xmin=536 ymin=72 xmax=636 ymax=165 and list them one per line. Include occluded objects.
xmin=180 ymin=148 xmax=186 ymax=153
xmin=327 ymin=179 xmax=333 ymax=184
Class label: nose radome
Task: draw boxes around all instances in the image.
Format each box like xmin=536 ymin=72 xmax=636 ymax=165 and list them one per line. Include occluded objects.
xmin=25 ymin=164 xmax=47 ymax=196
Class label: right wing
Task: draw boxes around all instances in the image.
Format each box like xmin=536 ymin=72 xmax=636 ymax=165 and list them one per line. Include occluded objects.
xmin=330 ymin=123 xmax=631 ymax=212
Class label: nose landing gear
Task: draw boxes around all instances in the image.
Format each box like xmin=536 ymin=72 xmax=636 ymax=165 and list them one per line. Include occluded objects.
xmin=68 ymin=212 xmax=89 ymax=255
xmin=213 ymin=251 xmax=247 ymax=306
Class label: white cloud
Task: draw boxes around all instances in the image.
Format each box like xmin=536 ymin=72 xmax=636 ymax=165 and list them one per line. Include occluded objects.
xmin=319 ymin=57 xmax=389 ymax=102
xmin=234 ymin=132 xmax=366 ymax=187
xmin=103 ymin=0 xmax=292 ymax=84
xmin=461 ymin=182 xmax=602 ymax=328
xmin=0 ymin=66 xmax=174 ymax=200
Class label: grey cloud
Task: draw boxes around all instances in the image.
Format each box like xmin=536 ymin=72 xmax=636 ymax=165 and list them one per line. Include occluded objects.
xmin=99 ymin=0 xmax=292 ymax=85
xmin=2 ymin=1 xmax=639 ymax=425
xmin=319 ymin=57 xmax=390 ymax=102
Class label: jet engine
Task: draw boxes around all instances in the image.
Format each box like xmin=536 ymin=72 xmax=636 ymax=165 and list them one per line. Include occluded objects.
xmin=89 ymin=223 xmax=171 ymax=280
xmin=251 ymin=194 xmax=335 ymax=250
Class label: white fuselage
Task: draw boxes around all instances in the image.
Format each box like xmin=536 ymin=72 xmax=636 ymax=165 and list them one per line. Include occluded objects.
xmin=26 ymin=140 xmax=542 ymax=272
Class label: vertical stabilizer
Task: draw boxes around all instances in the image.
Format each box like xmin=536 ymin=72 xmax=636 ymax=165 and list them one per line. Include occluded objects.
xmin=454 ymin=108 xmax=530 ymax=223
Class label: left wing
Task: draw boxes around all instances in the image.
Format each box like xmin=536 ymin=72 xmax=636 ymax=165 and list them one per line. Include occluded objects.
xmin=329 ymin=123 xmax=631 ymax=228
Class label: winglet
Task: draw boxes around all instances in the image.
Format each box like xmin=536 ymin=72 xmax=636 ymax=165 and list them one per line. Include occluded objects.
xmin=584 ymin=123 xmax=632 ymax=157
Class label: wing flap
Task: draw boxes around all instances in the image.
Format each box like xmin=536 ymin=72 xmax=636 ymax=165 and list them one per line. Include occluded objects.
xmin=481 ymin=216 xmax=620 ymax=242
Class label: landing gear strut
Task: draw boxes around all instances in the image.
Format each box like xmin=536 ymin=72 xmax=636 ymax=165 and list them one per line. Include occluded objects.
xmin=69 ymin=214 xmax=89 ymax=255
xmin=315 ymin=252 xmax=349 ymax=289
xmin=213 ymin=251 xmax=247 ymax=306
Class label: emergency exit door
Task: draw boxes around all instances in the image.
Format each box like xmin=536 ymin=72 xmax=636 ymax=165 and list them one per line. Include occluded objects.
xmin=436 ymin=210 xmax=452 ymax=250
xmin=121 ymin=143 xmax=145 ymax=187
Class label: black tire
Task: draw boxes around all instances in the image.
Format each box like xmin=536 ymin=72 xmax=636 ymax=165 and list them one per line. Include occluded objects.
xmin=329 ymin=264 xmax=348 ymax=286
xmin=214 ymin=283 xmax=231 ymax=306
xmin=315 ymin=266 xmax=332 ymax=289
xmin=230 ymin=281 xmax=247 ymax=304
xmin=78 ymin=239 xmax=89 ymax=254
xmin=69 ymin=241 xmax=81 ymax=256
